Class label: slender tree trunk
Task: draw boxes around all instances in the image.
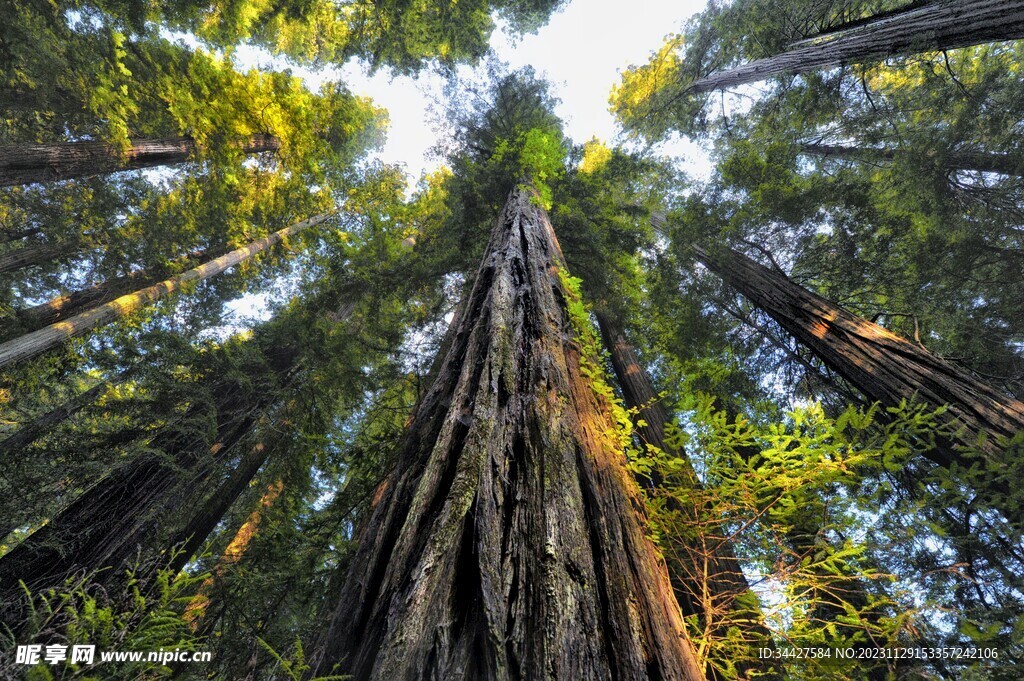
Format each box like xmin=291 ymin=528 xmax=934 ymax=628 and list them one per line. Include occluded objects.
xmin=0 ymin=376 xmax=122 ymax=456
xmin=596 ymin=314 xmax=774 ymax=678
xmin=0 ymin=340 xmax=300 ymax=632
xmin=160 ymin=296 xmax=344 ymax=577
xmin=0 ymin=134 xmax=280 ymax=188
xmin=0 ymin=238 xmax=84 ymax=275
xmin=802 ymin=142 xmax=1024 ymax=176
xmin=15 ymin=247 xmax=219 ymax=328
xmin=311 ymin=187 xmax=705 ymax=681
xmin=693 ymin=244 xmax=1024 ymax=512
xmin=163 ymin=438 xmax=274 ymax=577
xmin=0 ymin=214 xmax=330 ymax=370
xmin=690 ymin=0 xmax=1024 ymax=93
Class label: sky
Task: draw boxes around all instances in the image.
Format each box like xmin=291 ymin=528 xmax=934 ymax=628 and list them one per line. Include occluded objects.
xmin=224 ymin=0 xmax=711 ymax=324
xmin=233 ymin=0 xmax=710 ymax=185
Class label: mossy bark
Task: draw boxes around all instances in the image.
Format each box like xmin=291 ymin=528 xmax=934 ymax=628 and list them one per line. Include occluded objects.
xmin=596 ymin=314 xmax=776 ymax=678
xmin=312 ymin=187 xmax=704 ymax=681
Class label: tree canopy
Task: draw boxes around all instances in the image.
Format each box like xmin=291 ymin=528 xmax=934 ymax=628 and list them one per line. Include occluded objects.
xmin=1 ymin=1 xmax=1022 ymax=679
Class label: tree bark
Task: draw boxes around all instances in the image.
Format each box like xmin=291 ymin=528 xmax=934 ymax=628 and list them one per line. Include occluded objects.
xmin=693 ymin=245 xmax=1024 ymax=511
xmin=802 ymin=142 xmax=1024 ymax=176
xmin=0 ymin=377 xmax=268 ymax=606
xmin=0 ymin=134 xmax=280 ymax=188
xmin=15 ymin=246 xmax=220 ymax=329
xmin=0 ymin=214 xmax=330 ymax=370
xmin=182 ymin=478 xmax=284 ymax=630
xmin=596 ymin=314 xmax=774 ymax=677
xmin=0 ymin=227 xmax=42 ymax=245
xmin=311 ymin=187 xmax=705 ymax=681
xmin=689 ymin=0 xmax=1024 ymax=93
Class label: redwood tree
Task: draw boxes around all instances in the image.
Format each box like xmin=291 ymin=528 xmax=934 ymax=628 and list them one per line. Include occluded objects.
xmin=0 ymin=135 xmax=280 ymax=188
xmin=801 ymin=142 xmax=1024 ymax=176
xmin=597 ymin=313 xmax=775 ymax=678
xmin=311 ymin=187 xmax=705 ymax=680
xmin=688 ymin=0 xmax=1024 ymax=94
xmin=693 ymin=243 xmax=1024 ymax=515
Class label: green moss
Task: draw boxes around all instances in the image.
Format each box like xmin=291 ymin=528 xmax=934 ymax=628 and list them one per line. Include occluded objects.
xmin=555 ymin=267 xmax=636 ymax=456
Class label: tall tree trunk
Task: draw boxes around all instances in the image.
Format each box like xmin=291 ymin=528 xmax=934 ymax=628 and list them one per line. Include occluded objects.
xmin=182 ymin=478 xmax=284 ymax=630
xmin=311 ymin=187 xmax=705 ymax=681
xmin=0 ymin=376 xmax=121 ymax=456
xmin=0 ymin=134 xmax=280 ymax=188
xmin=0 ymin=352 xmax=291 ymax=629
xmin=693 ymin=244 xmax=1024 ymax=514
xmin=0 ymin=226 xmax=42 ymax=245
xmin=163 ymin=437 xmax=275 ymax=577
xmin=596 ymin=314 xmax=774 ymax=677
xmin=802 ymin=142 xmax=1024 ymax=176
xmin=0 ymin=214 xmax=330 ymax=370
xmin=15 ymin=246 xmax=219 ymax=328
xmin=689 ymin=0 xmax=1024 ymax=93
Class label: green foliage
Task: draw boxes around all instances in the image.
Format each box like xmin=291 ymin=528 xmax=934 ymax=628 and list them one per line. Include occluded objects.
xmin=635 ymin=397 xmax=923 ymax=678
xmin=557 ymin=267 xmax=636 ymax=452
xmin=2 ymin=565 xmax=207 ymax=680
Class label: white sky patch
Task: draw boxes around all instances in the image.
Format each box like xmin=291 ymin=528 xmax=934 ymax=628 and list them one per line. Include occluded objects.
xmin=221 ymin=0 xmax=712 ymax=320
xmin=490 ymin=0 xmax=704 ymax=145
xmin=228 ymin=0 xmax=710 ymax=183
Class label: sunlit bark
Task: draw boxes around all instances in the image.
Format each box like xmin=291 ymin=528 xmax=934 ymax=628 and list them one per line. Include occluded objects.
xmin=0 ymin=214 xmax=330 ymax=369
xmin=690 ymin=0 xmax=1024 ymax=93
xmin=311 ymin=186 xmax=705 ymax=680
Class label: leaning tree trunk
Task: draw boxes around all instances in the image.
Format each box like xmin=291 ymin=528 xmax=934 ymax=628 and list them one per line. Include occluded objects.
xmin=0 ymin=214 xmax=330 ymax=370
xmin=596 ymin=314 xmax=774 ymax=677
xmin=311 ymin=187 xmax=705 ymax=681
xmin=182 ymin=478 xmax=284 ymax=630
xmin=802 ymin=142 xmax=1024 ymax=176
xmin=0 ymin=134 xmax=280 ymax=188
xmin=693 ymin=244 xmax=1024 ymax=515
xmin=689 ymin=0 xmax=1024 ymax=93
xmin=0 ymin=238 xmax=85 ymax=275
xmin=14 ymin=246 xmax=221 ymax=328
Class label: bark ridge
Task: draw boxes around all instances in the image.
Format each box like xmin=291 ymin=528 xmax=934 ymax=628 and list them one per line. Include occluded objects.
xmin=314 ymin=187 xmax=704 ymax=681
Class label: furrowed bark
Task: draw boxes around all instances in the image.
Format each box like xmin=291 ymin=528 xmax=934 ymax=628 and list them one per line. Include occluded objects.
xmin=0 ymin=214 xmax=330 ymax=370
xmin=15 ymin=246 xmax=221 ymax=328
xmin=0 ymin=376 xmax=122 ymax=456
xmin=0 ymin=134 xmax=280 ymax=188
xmin=802 ymin=142 xmax=1024 ymax=176
xmin=596 ymin=314 xmax=775 ymax=677
xmin=312 ymin=186 xmax=704 ymax=681
xmin=689 ymin=0 xmax=1024 ymax=93
xmin=694 ymin=245 xmax=1024 ymax=514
